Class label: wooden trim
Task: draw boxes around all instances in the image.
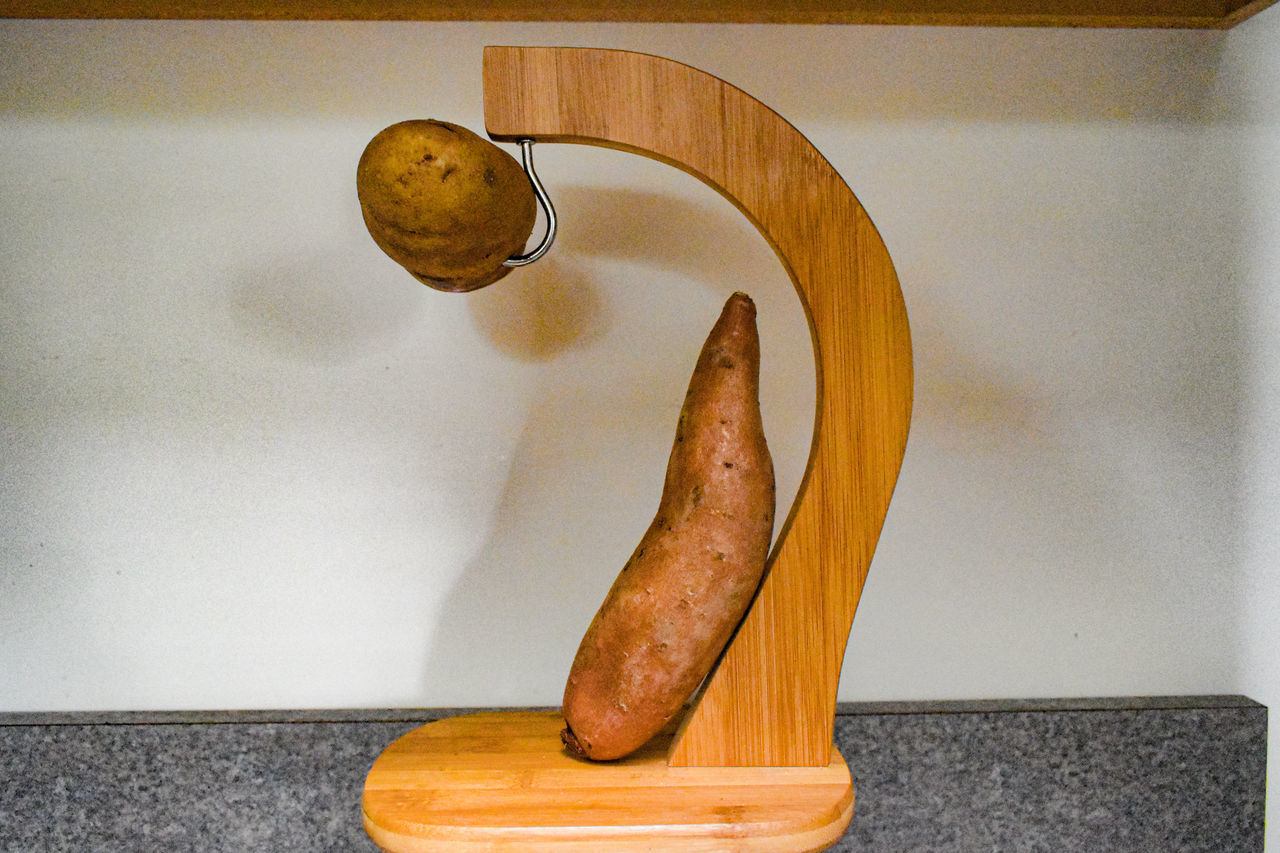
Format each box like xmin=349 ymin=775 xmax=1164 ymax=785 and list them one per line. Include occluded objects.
xmin=2 ymin=0 xmax=1275 ymax=28
xmin=1223 ymin=0 xmax=1279 ymax=25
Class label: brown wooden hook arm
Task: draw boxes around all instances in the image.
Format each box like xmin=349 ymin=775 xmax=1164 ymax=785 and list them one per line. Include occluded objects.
xmin=484 ymin=45 xmax=913 ymax=767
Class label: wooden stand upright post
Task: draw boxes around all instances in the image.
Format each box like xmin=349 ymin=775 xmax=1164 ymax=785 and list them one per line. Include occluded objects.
xmin=362 ymin=46 xmax=913 ymax=852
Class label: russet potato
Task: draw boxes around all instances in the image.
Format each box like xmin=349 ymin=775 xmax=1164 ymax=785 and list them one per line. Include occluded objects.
xmin=357 ymin=119 xmax=536 ymax=292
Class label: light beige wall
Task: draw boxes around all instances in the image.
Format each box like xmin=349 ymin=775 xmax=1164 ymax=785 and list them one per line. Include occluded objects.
xmin=1219 ymin=7 xmax=1280 ymax=850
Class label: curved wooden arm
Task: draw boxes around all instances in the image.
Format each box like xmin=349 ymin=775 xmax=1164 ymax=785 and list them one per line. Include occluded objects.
xmin=485 ymin=46 xmax=913 ymax=767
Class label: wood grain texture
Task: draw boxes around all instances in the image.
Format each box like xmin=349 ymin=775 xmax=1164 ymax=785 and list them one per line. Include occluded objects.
xmin=362 ymin=710 xmax=853 ymax=852
xmin=484 ymin=46 xmax=913 ymax=767
xmin=2 ymin=0 xmax=1274 ymax=27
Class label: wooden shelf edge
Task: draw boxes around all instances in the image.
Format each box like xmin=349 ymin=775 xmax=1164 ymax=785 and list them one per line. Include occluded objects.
xmin=2 ymin=0 xmax=1276 ymax=29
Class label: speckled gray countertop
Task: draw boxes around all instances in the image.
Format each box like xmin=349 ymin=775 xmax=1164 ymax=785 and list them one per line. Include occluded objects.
xmin=1 ymin=696 xmax=1265 ymax=851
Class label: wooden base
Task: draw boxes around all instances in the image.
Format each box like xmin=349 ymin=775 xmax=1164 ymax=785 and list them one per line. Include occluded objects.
xmin=362 ymin=711 xmax=854 ymax=852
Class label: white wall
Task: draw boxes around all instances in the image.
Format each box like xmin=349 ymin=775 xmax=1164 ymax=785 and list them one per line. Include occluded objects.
xmin=1221 ymin=8 xmax=1280 ymax=851
xmin=1 ymin=12 xmax=1274 ymax=815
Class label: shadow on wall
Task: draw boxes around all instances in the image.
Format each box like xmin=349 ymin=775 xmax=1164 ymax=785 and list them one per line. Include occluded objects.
xmin=419 ymin=386 xmax=638 ymax=705
xmin=229 ymin=249 xmax=427 ymax=363
xmin=466 ymin=256 xmax=609 ymax=362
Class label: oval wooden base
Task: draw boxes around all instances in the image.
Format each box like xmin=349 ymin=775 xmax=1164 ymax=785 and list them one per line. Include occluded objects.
xmin=362 ymin=711 xmax=854 ymax=852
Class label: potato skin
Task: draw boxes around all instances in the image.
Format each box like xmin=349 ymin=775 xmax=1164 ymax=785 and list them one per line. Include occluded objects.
xmin=356 ymin=119 xmax=537 ymax=292
xmin=561 ymin=292 xmax=775 ymax=761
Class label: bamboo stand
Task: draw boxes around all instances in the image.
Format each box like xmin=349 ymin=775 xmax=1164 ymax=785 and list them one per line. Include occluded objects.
xmin=362 ymin=46 xmax=913 ymax=851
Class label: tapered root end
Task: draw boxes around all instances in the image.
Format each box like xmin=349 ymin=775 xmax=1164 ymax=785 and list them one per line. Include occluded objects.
xmin=561 ymin=725 xmax=590 ymax=758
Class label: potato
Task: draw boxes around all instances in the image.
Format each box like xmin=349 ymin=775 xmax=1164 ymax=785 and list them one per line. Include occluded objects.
xmin=356 ymin=119 xmax=537 ymax=292
xmin=561 ymin=292 xmax=776 ymax=761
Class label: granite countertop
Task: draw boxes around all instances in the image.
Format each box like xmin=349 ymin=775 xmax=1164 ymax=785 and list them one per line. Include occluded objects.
xmin=1 ymin=695 xmax=1266 ymax=851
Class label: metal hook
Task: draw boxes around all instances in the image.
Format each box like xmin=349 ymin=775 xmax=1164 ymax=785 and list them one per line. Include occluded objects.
xmin=504 ymin=139 xmax=557 ymax=267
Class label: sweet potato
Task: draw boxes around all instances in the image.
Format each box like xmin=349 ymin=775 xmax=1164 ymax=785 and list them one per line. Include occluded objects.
xmin=561 ymin=292 xmax=775 ymax=761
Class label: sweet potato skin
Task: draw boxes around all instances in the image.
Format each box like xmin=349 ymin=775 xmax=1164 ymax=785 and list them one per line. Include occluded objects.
xmin=561 ymin=292 xmax=775 ymax=761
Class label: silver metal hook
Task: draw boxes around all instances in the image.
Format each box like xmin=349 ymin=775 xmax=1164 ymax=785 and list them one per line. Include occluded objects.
xmin=504 ymin=139 xmax=557 ymax=267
